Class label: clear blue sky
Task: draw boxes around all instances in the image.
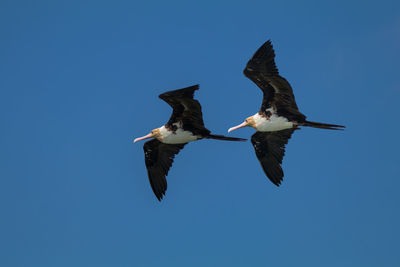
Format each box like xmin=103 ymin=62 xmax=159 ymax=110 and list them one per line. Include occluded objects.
xmin=1 ymin=0 xmax=399 ymax=266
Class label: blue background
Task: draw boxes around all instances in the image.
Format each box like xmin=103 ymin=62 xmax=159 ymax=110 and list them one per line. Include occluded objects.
xmin=1 ymin=0 xmax=399 ymax=266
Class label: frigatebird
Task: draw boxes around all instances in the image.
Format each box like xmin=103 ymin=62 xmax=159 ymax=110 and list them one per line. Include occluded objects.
xmin=228 ymin=40 xmax=345 ymax=186
xmin=134 ymin=84 xmax=246 ymax=201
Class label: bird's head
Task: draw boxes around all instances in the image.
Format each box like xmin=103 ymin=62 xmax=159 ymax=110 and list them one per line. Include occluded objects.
xmin=134 ymin=128 xmax=161 ymax=143
xmin=228 ymin=116 xmax=256 ymax=133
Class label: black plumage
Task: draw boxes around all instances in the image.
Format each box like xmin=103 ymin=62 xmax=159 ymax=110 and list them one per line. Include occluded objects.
xmin=143 ymin=139 xmax=186 ymax=201
xmin=243 ymin=40 xmax=306 ymax=122
xmin=251 ymin=129 xmax=295 ymax=186
xmin=158 ymin=85 xmax=247 ymax=141
xmin=159 ymin=85 xmax=209 ymax=136
xmin=240 ymin=40 xmax=344 ymax=185
xmin=138 ymin=85 xmax=246 ymax=201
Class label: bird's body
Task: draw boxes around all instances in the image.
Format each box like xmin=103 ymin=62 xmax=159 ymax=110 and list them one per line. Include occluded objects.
xmin=249 ymin=109 xmax=294 ymax=132
xmin=134 ymin=85 xmax=246 ymax=201
xmin=228 ymin=40 xmax=344 ymax=186
xmin=156 ymin=123 xmax=199 ymax=144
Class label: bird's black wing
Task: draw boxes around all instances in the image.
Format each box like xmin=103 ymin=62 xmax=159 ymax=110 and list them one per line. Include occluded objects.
xmin=243 ymin=40 xmax=306 ymax=122
xmin=143 ymin=139 xmax=186 ymax=201
xmin=250 ymin=129 xmax=296 ymax=186
xmin=159 ymin=84 xmax=209 ymax=136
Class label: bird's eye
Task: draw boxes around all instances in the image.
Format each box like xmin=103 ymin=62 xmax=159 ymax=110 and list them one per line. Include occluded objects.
xmin=245 ymin=119 xmax=248 ymax=123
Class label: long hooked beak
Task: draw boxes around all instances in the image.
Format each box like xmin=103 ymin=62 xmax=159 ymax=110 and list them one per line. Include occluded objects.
xmin=133 ymin=132 xmax=154 ymax=143
xmin=228 ymin=121 xmax=248 ymax=133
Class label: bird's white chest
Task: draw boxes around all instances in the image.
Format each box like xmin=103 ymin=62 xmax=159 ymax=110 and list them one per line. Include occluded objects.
xmin=253 ymin=110 xmax=293 ymax=132
xmin=159 ymin=125 xmax=199 ymax=144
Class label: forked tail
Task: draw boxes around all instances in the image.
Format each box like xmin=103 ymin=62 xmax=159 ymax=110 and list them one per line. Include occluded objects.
xmin=301 ymin=120 xmax=345 ymax=130
xmin=206 ymin=134 xmax=247 ymax=141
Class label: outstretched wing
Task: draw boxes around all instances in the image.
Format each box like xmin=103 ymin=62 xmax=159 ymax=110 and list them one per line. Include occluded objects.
xmin=243 ymin=40 xmax=305 ymax=121
xmin=143 ymin=139 xmax=186 ymax=201
xmin=158 ymin=84 xmax=209 ymax=135
xmin=250 ymin=129 xmax=296 ymax=186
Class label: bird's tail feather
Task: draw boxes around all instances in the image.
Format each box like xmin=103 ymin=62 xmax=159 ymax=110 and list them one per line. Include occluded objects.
xmin=206 ymin=134 xmax=247 ymax=141
xmin=301 ymin=120 xmax=345 ymax=130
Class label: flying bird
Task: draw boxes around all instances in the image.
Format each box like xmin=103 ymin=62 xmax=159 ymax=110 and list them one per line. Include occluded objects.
xmin=134 ymin=85 xmax=246 ymax=201
xmin=228 ymin=40 xmax=345 ymax=186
